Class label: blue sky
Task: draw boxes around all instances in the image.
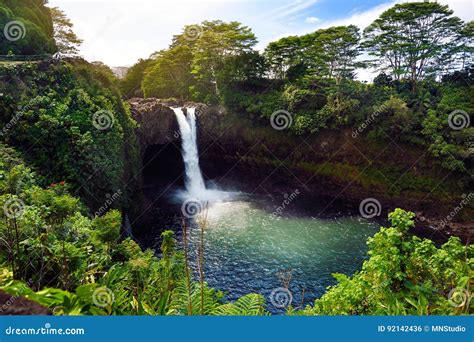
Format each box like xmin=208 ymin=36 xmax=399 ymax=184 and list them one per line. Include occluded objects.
xmin=48 ymin=0 xmax=473 ymax=80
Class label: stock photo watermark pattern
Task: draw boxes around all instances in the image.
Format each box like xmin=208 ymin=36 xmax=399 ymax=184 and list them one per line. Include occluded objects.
xmin=447 ymin=288 xmax=472 ymax=308
xmin=181 ymin=198 xmax=204 ymax=218
xmin=359 ymin=198 xmax=382 ymax=219
xmin=0 ymin=1 xmax=472 ymax=341
xmin=94 ymin=190 xmax=123 ymax=217
xmin=92 ymin=287 xmax=115 ymax=308
xmin=3 ymin=197 xmax=25 ymax=219
xmin=3 ymin=20 xmax=26 ymax=42
xmin=440 ymin=193 xmax=473 ymax=228
xmin=4 ymin=322 xmax=85 ymax=336
xmin=352 ymin=103 xmax=388 ymax=139
xmin=269 ymin=287 xmax=293 ymax=309
xmin=270 ymin=110 xmax=293 ymax=130
xmin=447 ymin=110 xmax=470 ymax=131
xmin=92 ymin=110 xmax=115 ymax=131
xmin=184 ymin=25 xmax=203 ymax=41
xmin=270 ymin=189 xmax=300 ymax=220
xmin=269 ymin=269 xmax=294 ymax=309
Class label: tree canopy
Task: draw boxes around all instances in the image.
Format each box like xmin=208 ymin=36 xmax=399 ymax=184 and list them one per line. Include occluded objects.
xmin=363 ymin=2 xmax=471 ymax=88
xmin=50 ymin=6 xmax=82 ymax=56
xmin=0 ymin=0 xmax=56 ymax=55
xmin=142 ymin=20 xmax=258 ymax=103
xmin=265 ymin=25 xmax=362 ymax=82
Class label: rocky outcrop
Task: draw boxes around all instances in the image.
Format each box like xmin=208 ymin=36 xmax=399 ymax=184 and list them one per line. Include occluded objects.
xmin=0 ymin=290 xmax=50 ymax=315
xmin=128 ymin=98 xmax=179 ymax=150
xmin=196 ymin=107 xmax=473 ymax=241
xmin=128 ymin=98 xmax=210 ymax=152
xmin=128 ymin=98 xmax=473 ymax=242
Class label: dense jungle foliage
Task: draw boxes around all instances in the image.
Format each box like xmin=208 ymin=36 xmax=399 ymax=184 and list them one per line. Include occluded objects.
xmin=0 ymin=151 xmax=470 ymax=315
xmin=124 ymin=2 xmax=473 ymax=181
xmin=0 ymin=0 xmax=56 ymax=56
xmin=0 ymin=1 xmax=471 ymax=316
xmin=0 ymin=59 xmax=140 ymax=212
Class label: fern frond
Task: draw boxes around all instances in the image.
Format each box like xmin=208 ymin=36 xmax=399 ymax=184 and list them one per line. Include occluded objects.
xmin=212 ymin=294 xmax=266 ymax=316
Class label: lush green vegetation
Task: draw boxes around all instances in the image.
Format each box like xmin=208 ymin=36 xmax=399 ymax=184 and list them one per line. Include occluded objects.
xmin=123 ymin=2 xmax=472 ymax=179
xmin=0 ymin=145 xmax=266 ymax=315
xmin=292 ymin=209 xmax=472 ymax=315
xmin=0 ymin=153 xmax=470 ymax=316
xmin=140 ymin=20 xmax=261 ymax=103
xmin=0 ymin=0 xmax=56 ymax=56
xmin=0 ymin=1 xmax=471 ymax=317
xmin=0 ymin=59 xmax=140 ymax=211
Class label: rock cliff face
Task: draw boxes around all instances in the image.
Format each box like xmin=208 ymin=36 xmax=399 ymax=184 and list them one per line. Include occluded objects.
xmin=128 ymin=98 xmax=210 ymax=152
xmin=0 ymin=290 xmax=50 ymax=315
xmin=197 ymin=109 xmax=472 ymax=241
xmin=128 ymin=98 xmax=472 ymax=242
xmin=128 ymin=98 xmax=179 ymax=150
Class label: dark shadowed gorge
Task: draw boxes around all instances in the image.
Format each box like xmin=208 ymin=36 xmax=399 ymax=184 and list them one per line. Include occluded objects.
xmin=0 ymin=0 xmax=472 ymax=319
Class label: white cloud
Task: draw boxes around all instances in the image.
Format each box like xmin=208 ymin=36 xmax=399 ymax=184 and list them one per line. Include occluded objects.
xmin=305 ymin=16 xmax=320 ymax=24
xmin=315 ymin=0 xmax=473 ymax=30
xmin=48 ymin=0 xmax=227 ymax=65
xmin=262 ymin=0 xmax=474 ymax=82
xmin=316 ymin=1 xmax=397 ymax=30
xmin=48 ymin=0 xmax=473 ymax=69
xmin=266 ymin=0 xmax=321 ymax=21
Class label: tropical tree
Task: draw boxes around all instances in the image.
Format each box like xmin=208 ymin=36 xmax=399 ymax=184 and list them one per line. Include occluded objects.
xmin=188 ymin=20 xmax=258 ymax=102
xmin=455 ymin=21 xmax=474 ymax=71
xmin=363 ymin=2 xmax=468 ymax=89
xmin=50 ymin=7 xmax=82 ymax=56
xmin=120 ymin=58 xmax=153 ymax=98
xmin=264 ymin=26 xmax=362 ymax=82
xmin=306 ymin=25 xmax=362 ymax=82
xmin=142 ymin=45 xmax=194 ymax=99
xmin=264 ymin=35 xmax=302 ymax=80
xmin=0 ymin=0 xmax=57 ymax=56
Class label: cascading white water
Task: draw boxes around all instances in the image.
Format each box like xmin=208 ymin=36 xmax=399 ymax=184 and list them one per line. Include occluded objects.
xmin=172 ymin=107 xmax=207 ymax=198
xmin=172 ymin=107 xmax=238 ymax=204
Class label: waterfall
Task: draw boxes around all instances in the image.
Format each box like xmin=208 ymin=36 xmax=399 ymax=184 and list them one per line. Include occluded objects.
xmin=172 ymin=107 xmax=207 ymax=198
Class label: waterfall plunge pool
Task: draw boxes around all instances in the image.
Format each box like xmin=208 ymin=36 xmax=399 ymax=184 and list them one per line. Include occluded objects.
xmin=147 ymin=107 xmax=381 ymax=314
xmin=181 ymin=197 xmax=380 ymax=314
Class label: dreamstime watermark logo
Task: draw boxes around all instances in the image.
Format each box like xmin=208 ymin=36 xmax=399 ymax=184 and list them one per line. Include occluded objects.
xmin=1 ymin=101 xmax=35 ymax=137
xmin=1 ymin=112 xmax=23 ymax=137
xmin=448 ymin=110 xmax=470 ymax=131
xmin=359 ymin=198 xmax=381 ymax=219
xmin=440 ymin=193 xmax=473 ymax=228
xmin=5 ymin=323 xmax=85 ymax=336
xmin=173 ymin=130 xmax=181 ymax=139
xmin=270 ymin=110 xmax=293 ymax=130
xmin=94 ymin=190 xmax=123 ymax=217
xmin=447 ymin=288 xmax=471 ymax=308
xmin=352 ymin=103 xmax=388 ymax=138
xmin=181 ymin=199 xmax=203 ymax=218
xmin=3 ymin=20 xmax=26 ymax=42
xmin=270 ymin=189 xmax=300 ymax=220
xmin=194 ymin=105 xmax=208 ymax=117
xmin=3 ymin=197 xmax=25 ymax=219
xmin=92 ymin=110 xmax=114 ymax=131
xmin=52 ymin=305 xmax=66 ymax=315
xmin=269 ymin=287 xmax=293 ymax=309
xmin=269 ymin=269 xmax=294 ymax=309
xmin=92 ymin=287 xmax=115 ymax=308
xmin=0 ymin=278 xmax=33 ymax=314
xmin=184 ymin=25 xmax=203 ymax=41
xmin=363 ymin=278 xmax=392 ymax=305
